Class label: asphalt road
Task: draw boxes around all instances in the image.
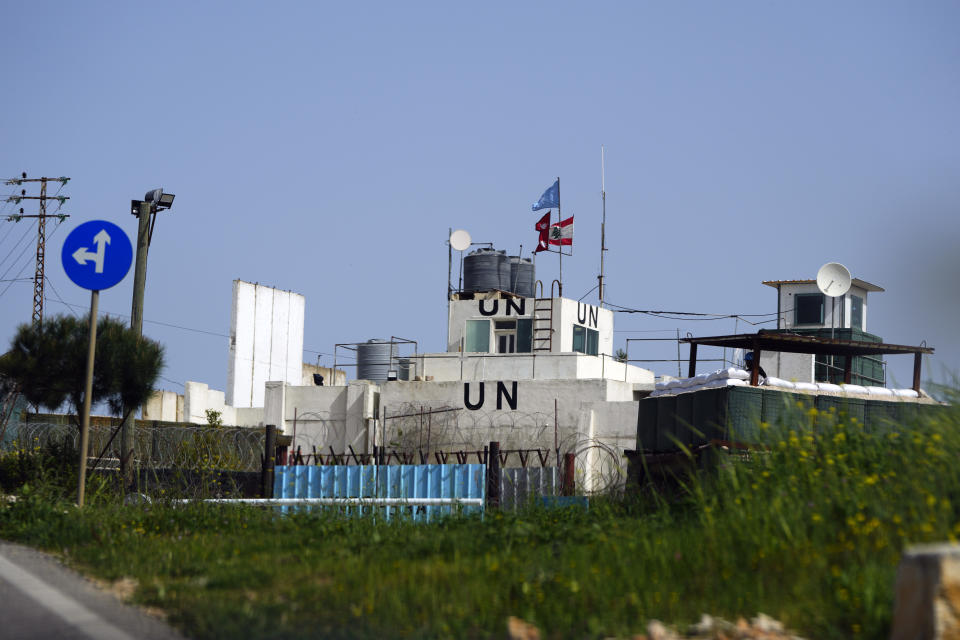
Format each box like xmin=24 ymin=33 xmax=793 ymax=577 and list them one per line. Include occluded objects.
xmin=0 ymin=541 xmax=186 ymax=640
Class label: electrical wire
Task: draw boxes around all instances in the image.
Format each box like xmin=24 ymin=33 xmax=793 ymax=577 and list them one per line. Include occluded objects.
xmin=0 ymin=220 xmax=34 ymax=274
xmin=158 ymin=375 xmax=184 ymax=389
xmin=42 ymin=295 xmax=337 ymax=359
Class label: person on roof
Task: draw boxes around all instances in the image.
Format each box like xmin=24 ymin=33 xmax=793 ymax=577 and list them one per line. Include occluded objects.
xmin=744 ymin=352 xmax=767 ymax=381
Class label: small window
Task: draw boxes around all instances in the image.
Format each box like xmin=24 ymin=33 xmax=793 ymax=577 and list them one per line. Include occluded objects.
xmin=795 ymin=293 xmax=824 ymax=325
xmin=573 ymin=325 xmax=599 ymax=356
xmin=465 ymin=319 xmax=490 ymax=352
xmin=494 ymin=320 xmax=516 ymax=330
xmin=516 ymin=318 xmax=532 ymax=353
xmin=850 ymin=295 xmax=863 ymax=330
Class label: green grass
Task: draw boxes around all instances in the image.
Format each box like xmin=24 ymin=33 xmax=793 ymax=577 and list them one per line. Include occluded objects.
xmin=1 ymin=394 xmax=959 ymax=639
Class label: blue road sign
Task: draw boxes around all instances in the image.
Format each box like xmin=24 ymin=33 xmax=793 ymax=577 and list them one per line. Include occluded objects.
xmin=61 ymin=220 xmax=133 ymax=291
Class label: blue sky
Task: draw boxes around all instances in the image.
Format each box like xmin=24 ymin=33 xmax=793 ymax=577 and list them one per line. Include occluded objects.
xmin=2 ymin=1 xmax=958 ymax=398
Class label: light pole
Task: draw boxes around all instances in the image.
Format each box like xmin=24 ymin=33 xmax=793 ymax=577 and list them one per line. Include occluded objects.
xmin=119 ymin=188 xmax=175 ymax=488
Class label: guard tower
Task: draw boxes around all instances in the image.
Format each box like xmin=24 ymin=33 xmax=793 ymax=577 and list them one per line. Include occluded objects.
xmin=761 ymin=276 xmax=886 ymax=385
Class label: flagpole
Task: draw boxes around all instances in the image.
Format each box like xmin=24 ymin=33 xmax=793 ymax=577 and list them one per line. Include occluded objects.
xmin=557 ymin=176 xmax=562 ymax=294
xmin=599 ymin=146 xmax=607 ymax=307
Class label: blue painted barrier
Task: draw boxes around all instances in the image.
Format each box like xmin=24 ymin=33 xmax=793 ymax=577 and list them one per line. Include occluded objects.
xmin=273 ymin=464 xmax=486 ymax=521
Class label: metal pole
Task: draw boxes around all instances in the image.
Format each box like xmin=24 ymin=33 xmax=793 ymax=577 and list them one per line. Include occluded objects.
xmin=447 ymin=228 xmax=452 ymax=343
xmin=599 ymin=146 xmax=606 ymax=306
xmin=76 ymin=289 xmax=99 ymax=507
xmin=557 ymin=177 xmax=562 ymax=289
xmin=119 ymin=200 xmax=153 ymax=489
xmin=554 ymin=398 xmax=559 ymax=467
xmin=486 ymin=441 xmax=500 ymax=509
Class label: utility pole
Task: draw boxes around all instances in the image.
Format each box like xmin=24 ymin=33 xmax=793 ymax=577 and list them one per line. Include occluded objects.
xmin=4 ymin=173 xmax=70 ymax=324
xmin=119 ymin=189 xmax=175 ymax=489
xmin=119 ymin=200 xmax=151 ymax=488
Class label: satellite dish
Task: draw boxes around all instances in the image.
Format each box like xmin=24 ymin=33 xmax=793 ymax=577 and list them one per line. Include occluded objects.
xmin=816 ymin=262 xmax=852 ymax=297
xmin=449 ymin=229 xmax=471 ymax=251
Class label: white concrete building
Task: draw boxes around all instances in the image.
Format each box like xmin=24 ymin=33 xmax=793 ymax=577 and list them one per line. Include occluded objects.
xmin=262 ymin=290 xmax=654 ymax=492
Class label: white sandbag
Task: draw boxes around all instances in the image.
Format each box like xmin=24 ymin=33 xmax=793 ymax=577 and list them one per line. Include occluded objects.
xmin=711 ymin=378 xmax=747 ymax=388
xmin=794 ymin=382 xmax=818 ymax=392
xmin=893 ymin=388 xmax=919 ymax=398
xmin=664 ymin=378 xmax=684 ymax=389
xmin=706 ymin=367 xmax=751 ymax=382
xmin=762 ymin=377 xmax=796 ymax=390
xmin=693 ymin=373 xmax=711 ymax=386
xmin=866 ymin=386 xmax=895 ymax=396
xmin=817 ymin=383 xmax=843 ymax=394
xmin=841 ymin=384 xmax=868 ymax=395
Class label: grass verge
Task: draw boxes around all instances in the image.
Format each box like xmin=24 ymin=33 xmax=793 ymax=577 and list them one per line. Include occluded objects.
xmin=1 ymin=395 xmax=958 ymax=639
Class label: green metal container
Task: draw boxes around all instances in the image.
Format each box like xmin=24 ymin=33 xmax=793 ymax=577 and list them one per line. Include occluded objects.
xmin=638 ymin=397 xmax=659 ymax=452
xmin=675 ymin=392 xmax=696 ymax=444
xmin=655 ymin=395 xmax=679 ymax=451
xmin=864 ymin=401 xmax=900 ymax=434
xmin=727 ymin=386 xmax=764 ymax=443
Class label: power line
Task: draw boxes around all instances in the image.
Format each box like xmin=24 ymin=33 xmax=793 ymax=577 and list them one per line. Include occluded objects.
xmin=0 ymin=220 xmax=35 ymax=274
xmin=41 ymin=295 xmax=336 ymax=358
xmin=158 ymin=375 xmax=184 ymax=389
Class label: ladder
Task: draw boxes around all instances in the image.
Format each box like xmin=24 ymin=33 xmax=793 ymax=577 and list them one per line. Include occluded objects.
xmin=533 ymin=298 xmax=554 ymax=352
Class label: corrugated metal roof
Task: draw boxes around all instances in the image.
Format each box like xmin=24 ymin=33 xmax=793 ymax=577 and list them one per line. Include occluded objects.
xmin=761 ymin=278 xmax=884 ymax=292
xmin=680 ymin=331 xmax=931 ymax=356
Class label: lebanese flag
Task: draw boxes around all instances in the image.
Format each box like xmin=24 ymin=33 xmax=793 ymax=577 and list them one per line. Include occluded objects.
xmin=548 ymin=215 xmax=573 ymax=246
xmin=534 ymin=211 xmax=551 ymax=252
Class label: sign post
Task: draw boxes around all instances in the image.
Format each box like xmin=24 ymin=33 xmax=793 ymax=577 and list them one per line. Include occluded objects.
xmin=61 ymin=220 xmax=133 ymax=506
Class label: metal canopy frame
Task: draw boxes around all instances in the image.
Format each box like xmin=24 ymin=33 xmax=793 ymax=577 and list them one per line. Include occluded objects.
xmin=680 ymin=331 xmax=934 ymax=392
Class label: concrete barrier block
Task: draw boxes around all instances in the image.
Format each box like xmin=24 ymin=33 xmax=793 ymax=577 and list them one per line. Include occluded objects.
xmin=891 ymin=543 xmax=960 ymax=640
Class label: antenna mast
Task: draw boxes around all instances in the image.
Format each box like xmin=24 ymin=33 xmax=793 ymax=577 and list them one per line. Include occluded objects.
xmin=598 ymin=146 xmax=607 ymax=306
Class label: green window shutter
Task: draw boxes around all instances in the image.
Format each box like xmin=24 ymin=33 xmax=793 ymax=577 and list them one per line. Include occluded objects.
xmin=465 ymin=319 xmax=490 ymax=352
xmin=851 ymin=296 xmax=863 ymax=330
xmin=516 ymin=318 xmax=532 ymax=353
xmin=573 ymin=325 xmax=585 ymax=353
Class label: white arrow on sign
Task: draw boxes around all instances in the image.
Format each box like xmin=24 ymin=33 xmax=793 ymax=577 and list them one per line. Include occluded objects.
xmin=71 ymin=229 xmax=111 ymax=274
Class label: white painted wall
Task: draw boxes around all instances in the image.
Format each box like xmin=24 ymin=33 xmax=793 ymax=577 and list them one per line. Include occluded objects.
xmin=226 ymin=280 xmax=305 ymax=408
xmin=183 ymin=381 xmax=264 ymax=426
xmin=143 ymin=390 xmax=183 ymax=422
xmin=446 ymin=296 xmax=614 ymax=356
xmin=774 ymin=283 xmax=871 ymax=331
xmin=759 ymin=352 xmax=815 ymax=383
xmin=259 ymin=375 xmax=645 ymax=493
xmin=406 ymin=352 xmax=653 ymax=384
xmin=555 ymin=298 xmax=614 ymax=356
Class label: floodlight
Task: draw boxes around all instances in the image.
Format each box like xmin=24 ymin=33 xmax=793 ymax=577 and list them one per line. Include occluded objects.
xmin=143 ymin=188 xmax=176 ymax=211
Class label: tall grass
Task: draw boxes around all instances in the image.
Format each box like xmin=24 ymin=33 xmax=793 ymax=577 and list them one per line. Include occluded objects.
xmin=0 ymin=394 xmax=957 ymax=638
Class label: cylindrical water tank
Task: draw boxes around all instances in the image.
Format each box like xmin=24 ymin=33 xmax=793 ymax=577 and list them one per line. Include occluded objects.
xmin=356 ymin=339 xmax=398 ymax=382
xmin=463 ymin=248 xmax=508 ymax=292
xmin=508 ymin=256 xmax=535 ymax=298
